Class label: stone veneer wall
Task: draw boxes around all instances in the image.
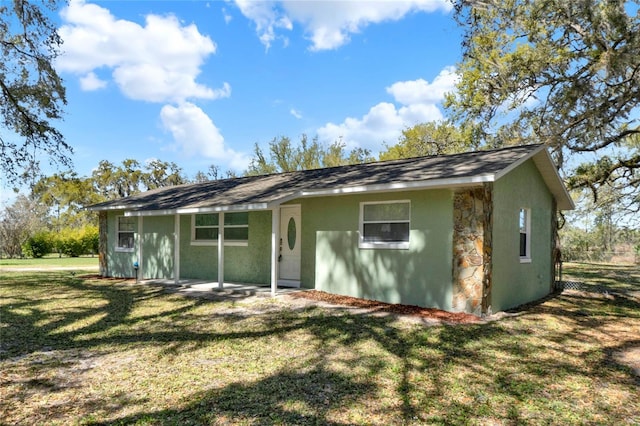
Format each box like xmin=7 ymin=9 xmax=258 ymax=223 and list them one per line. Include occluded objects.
xmin=452 ymin=184 xmax=493 ymax=315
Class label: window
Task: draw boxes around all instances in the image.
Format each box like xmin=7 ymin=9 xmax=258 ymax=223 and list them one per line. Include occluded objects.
xmin=116 ymin=216 xmax=135 ymax=251
xmin=224 ymin=212 xmax=249 ymax=242
xmin=519 ymin=208 xmax=531 ymax=262
xmin=193 ymin=214 xmax=218 ymax=241
xmin=191 ymin=212 xmax=249 ymax=245
xmin=360 ymin=201 xmax=410 ymax=249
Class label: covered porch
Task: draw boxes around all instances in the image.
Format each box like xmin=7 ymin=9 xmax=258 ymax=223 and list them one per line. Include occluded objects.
xmin=118 ymin=203 xmax=302 ymax=297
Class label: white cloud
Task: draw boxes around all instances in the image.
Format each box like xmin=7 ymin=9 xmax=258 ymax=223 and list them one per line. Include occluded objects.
xmin=386 ymin=66 xmax=458 ymax=105
xmin=317 ymin=66 xmax=458 ymax=151
xmin=222 ymin=7 xmax=233 ymax=24
xmin=58 ymin=0 xmax=227 ymax=103
xmin=234 ymin=0 xmax=292 ymax=49
xmin=57 ymin=1 xmax=241 ymax=169
xmin=79 ymin=71 xmax=107 ymax=91
xmin=160 ymin=103 xmax=249 ymax=170
xmin=233 ymin=0 xmax=451 ymax=50
xmin=290 ymin=108 xmax=303 ymax=119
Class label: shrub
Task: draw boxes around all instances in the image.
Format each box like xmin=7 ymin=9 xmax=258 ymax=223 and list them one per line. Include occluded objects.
xmin=21 ymin=232 xmax=53 ymax=258
xmin=56 ymin=226 xmax=100 ymax=257
xmin=81 ymin=226 xmax=99 ymax=255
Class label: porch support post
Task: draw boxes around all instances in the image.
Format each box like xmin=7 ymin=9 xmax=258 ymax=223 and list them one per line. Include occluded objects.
xmin=174 ymin=214 xmax=180 ymax=284
xmin=218 ymin=212 xmax=224 ymax=289
xmin=270 ymin=206 xmax=280 ymax=297
xmin=138 ymin=216 xmax=144 ymax=280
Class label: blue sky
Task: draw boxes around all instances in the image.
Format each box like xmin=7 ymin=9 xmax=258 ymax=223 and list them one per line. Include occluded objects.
xmin=48 ymin=0 xmax=461 ymax=182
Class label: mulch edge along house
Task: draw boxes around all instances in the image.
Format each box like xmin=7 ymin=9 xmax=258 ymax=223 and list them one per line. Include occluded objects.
xmin=88 ymin=144 xmax=574 ymax=316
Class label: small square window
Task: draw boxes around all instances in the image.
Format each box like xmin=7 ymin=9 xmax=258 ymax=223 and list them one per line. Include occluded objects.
xmin=193 ymin=214 xmax=218 ymax=242
xmin=359 ymin=201 xmax=410 ymax=249
xmin=224 ymin=212 xmax=249 ymax=242
xmin=519 ymin=208 xmax=531 ymax=262
xmin=116 ymin=216 xmax=135 ymax=251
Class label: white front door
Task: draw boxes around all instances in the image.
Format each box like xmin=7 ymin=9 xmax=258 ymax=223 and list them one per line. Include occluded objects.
xmin=279 ymin=205 xmax=301 ymax=284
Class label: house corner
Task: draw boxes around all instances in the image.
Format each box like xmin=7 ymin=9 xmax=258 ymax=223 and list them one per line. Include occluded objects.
xmin=451 ymin=184 xmax=493 ymax=316
xmin=98 ymin=211 xmax=108 ymax=277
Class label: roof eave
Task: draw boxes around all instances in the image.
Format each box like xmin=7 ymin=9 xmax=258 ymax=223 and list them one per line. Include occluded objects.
xmin=123 ymin=203 xmax=271 ymax=216
xmin=293 ymin=175 xmax=495 ymax=200
xmin=531 ymin=149 xmax=575 ymax=210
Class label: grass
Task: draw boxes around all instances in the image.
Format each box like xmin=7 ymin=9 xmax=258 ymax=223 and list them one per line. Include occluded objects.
xmin=0 ymin=265 xmax=638 ymax=425
xmin=0 ymin=255 xmax=99 ymax=269
xmin=562 ymin=261 xmax=640 ymax=293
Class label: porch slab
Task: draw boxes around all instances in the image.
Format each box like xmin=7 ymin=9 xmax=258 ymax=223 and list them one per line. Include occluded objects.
xmin=141 ymin=279 xmax=303 ymax=299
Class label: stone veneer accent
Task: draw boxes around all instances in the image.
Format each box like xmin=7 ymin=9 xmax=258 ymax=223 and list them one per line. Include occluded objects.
xmin=452 ymin=184 xmax=493 ymax=315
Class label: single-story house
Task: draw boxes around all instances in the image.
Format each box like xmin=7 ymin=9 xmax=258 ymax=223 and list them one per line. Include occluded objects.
xmin=88 ymin=144 xmax=574 ymax=316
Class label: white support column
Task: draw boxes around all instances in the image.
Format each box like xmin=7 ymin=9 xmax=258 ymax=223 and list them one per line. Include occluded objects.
xmin=270 ymin=207 xmax=280 ymax=297
xmin=218 ymin=212 xmax=224 ymax=289
xmin=174 ymin=214 xmax=180 ymax=285
xmin=138 ymin=216 xmax=144 ymax=280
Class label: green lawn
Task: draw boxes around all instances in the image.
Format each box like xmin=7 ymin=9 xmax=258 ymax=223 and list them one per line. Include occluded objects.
xmin=0 ymin=265 xmax=638 ymax=425
xmin=0 ymin=255 xmax=98 ymax=269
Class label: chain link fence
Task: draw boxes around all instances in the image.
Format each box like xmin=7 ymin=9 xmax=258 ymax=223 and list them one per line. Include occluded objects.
xmin=555 ymin=259 xmax=639 ymax=296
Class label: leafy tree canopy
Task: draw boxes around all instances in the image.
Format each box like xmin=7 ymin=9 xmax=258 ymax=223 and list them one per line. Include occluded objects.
xmin=0 ymin=0 xmax=70 ymax=186
xmin=448 ymin=0 xmax=640 ymax=213
xmin=246 ymin=135 xmax=374 ymax=176
xmin=31 ymin=171 xmax=100 ymax=229
xmin=379 ymin=121 xmax=476 ymax=161
xmin=91 ymin=159 xmax=186 ymax=200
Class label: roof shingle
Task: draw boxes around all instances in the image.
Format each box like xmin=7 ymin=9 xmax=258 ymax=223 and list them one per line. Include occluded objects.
xmin=88 ymin=144 xmax=573 ymax=212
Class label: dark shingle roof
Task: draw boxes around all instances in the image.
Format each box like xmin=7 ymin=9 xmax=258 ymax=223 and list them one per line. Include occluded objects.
xmin=88 ymin=144 xmax=573 ymax=212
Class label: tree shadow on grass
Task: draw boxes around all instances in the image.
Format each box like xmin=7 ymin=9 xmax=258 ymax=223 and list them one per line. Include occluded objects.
xmin=0 ymin=273 xmax=169 ymax=359
xmin=93 ymin=365 xmax=375 ymax=425
xmin=2 ymin=272 xmax=640 ymax=424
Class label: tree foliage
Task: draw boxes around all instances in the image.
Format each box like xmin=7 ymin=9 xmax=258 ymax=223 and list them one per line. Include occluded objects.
xmin=0 ymin=0 xmax=70 ymax=185
xmin=246 ymin=135 xmax=374 ymax=175
xmin=379 ymin=121 xmax=476 ymax=160
xmin=91 ymin=159 xmax=186 ymax=199
xmin=21 ymin=231 xmax=52 ymax=258
xmin=0 ymin=194 xmax=48 ymax=257
xmin=448 ymin=0 xmax=640 ymax=212
xmin=31 ymin=171 xmax=100 ymax=229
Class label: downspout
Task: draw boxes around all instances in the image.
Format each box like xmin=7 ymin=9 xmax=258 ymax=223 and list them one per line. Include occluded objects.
xmin=551 ymin=198 xmax=561 ymax=290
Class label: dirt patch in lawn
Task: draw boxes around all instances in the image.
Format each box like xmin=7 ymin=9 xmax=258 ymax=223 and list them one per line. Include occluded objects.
xmin=289 ymin=290 xmax=481 ymax=324
xmin=613 ymin=346 xmax=640 ymax=377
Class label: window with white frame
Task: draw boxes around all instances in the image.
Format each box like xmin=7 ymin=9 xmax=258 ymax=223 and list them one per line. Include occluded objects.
xmin=359 ymin=201 xmax=410 ymax=249
xmin=224 ymin=212 xmax=249 ymax=242
xmin=116 ymin=216 xmax=136 ymax=251
xmin=191 ymin=212 xmax=249 ymax=245
xmin=519 ymin=208 xmax=531 ymax=262
xmin=193 ymin=214 xmax=218 ymax=242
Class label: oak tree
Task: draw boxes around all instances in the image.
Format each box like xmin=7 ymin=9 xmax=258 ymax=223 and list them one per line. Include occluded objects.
xmin=1 ymin=0 xmax=69 ymax=185
xmin=448 ymin=0 xmax=640 ymax=212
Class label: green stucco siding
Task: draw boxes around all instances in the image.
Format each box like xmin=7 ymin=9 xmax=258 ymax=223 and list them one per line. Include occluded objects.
xmin=299 ymin=190 xmax=454 ymax=310
xmin=105 ymin=211 xmax=138 ymax=278
xmin=141 ymin=215 xmax=174 ymax=279
xmin=178 ymin=211 xmax=272 ymax=284
xmin=491 ymin=159 xmax=554 ymax=312
xmin=179 ymin=215 xmax=216 ymax=280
